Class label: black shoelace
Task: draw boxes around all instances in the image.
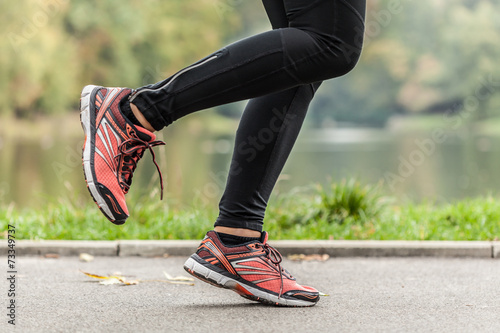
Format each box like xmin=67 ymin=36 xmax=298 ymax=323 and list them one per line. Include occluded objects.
xmin=258 ymin=242 xmax=284 ymax=299
xmin=116 ymin=137 xmax=166 ymax=199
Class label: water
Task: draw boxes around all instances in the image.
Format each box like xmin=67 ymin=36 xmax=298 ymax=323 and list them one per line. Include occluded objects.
xmin=2 ymin=115 xmax=500 ymax=209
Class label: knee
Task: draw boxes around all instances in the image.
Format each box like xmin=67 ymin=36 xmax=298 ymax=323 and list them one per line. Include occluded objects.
xmin=334 ymin=42 xmax=363 ymax=76
xmin=310 ymin=40 xmax=362 ymax=81
xmin=302 ymin=26 xmax=363 ymax=79
xmin=314 ymin=26 xmax=365 ymax=77
xmin=281 ymin=27 xmax=363 ymax=83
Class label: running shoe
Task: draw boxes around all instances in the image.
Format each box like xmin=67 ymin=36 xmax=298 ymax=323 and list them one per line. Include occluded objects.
xmin=80 ymin=85 xmax=165 ymax=224
xmin=184 ymin=231 xmax=320 ymax=307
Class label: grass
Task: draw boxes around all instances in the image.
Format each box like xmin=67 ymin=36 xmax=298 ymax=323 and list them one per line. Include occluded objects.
xmin=1 ymin=179 xmax=500 ymax=241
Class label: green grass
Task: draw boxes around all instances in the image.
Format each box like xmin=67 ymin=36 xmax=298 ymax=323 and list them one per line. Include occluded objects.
xmin=2 ymin=179 xmax=500 ymax=241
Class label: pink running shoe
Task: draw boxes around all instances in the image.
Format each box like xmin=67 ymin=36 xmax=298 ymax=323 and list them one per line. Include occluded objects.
xmin=80 ymin=85 xmax=165 ymax=224
xmin=184 ymin=231 xmax=320 ymax=306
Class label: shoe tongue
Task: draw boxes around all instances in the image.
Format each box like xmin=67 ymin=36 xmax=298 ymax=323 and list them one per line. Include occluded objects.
xmin=260 ymin=231 xmax=268 ymax=244
xmin=133 ymin=125 xmax=156 ymax=142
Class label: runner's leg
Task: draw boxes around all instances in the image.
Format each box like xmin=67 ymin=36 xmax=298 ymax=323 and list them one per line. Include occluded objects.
xmin=125 ymin=0 xmax=366 ymax=131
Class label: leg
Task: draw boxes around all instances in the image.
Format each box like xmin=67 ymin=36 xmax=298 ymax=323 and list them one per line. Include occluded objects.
xmin=215 ymin=83 xmax=322 ymax=233
xmin=184 ymin=0 xmax=360 ymax=306
xmin=126 ymin=0 xmax=366 ymax=131
xmin=213 ymin=0 xmax=291 ymax=237
xmin=82 ymin=0 xmax=366 ymax=305
xmin=214 ymin=0 xmax=323 ymax=235
xmin=81 ymin=0 xmax=365 ymax=224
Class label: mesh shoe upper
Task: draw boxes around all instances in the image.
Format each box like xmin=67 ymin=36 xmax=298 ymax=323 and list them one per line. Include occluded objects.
xmin=80 ymin=85 xmax=165 ymax=224
xmin=189 ymin=231 xmax=320 ymax=305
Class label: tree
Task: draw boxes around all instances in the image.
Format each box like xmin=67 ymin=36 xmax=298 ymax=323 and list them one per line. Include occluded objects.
xmin=0 ymin=0 xmax=240 ymax=117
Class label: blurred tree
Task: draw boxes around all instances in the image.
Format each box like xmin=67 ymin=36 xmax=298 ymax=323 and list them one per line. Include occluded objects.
xmin=0 ymin=0 xmax=240 ymax=117
xmin=309 ymin=0 xmax=500 ymax=127
xmin=1 ymin=0 xmax=500 ymax=127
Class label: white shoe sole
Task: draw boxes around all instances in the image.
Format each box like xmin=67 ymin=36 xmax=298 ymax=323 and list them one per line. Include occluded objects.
xmin=184 ymin=256 xmax=317 ymax=307
xmin=80 ymin=84 xmax=116 ymax=222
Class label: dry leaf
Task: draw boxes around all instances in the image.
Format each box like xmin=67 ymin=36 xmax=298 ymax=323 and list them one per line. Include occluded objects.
xmin=80 ymin=270 xmax=138 ymax=285
xmin=99 ymin=278 xmax=121 ymax=285
xmin=117 ymin=277 xmax=139 ymax=285
xmin=287 ymin=254 xmax=330 ymax=262
xmin=79 ymin=253 xmax=94 ymax=262
xmin=44 ymin=253 xmax=60 ymax=259
xmin=161 ymin=272 xmax=195 ymax=285
xmin=81 ymin=270 xmax=113 ymax=280
xmin=81 ymin=270 xmax=193 ymax=286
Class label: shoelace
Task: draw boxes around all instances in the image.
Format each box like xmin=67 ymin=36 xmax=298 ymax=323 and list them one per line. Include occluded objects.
xmin=115 ymin=137 xmax=166 ymax=199
xmin=259 ymin=242 xmax=284 ymax=299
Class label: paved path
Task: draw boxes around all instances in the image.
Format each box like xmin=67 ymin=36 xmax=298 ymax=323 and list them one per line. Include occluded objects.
xmin=2 ymin=256 xmax=499 ymax=332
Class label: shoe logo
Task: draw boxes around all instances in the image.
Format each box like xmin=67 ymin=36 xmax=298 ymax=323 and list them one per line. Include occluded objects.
xmin=96 ymin=88 xmax=119 ymax=125
xmin=200 ymin=239 xmax=238 ymax=275
xmin=290 ymin=292 xmax=318 ymax=300
xmin=105 ymin=194 xmax=122 ymax=215
xmin=232 ymin=257 xmax=282 ymax=284
xmin=95 ymin=118 xmax=122 ymax=175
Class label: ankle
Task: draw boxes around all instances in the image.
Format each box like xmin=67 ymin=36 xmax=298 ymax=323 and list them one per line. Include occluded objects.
xmin=130 ymin=103 xmax=155 ymax=132
xmin=214 ymin=226 xmax=261 ymax=238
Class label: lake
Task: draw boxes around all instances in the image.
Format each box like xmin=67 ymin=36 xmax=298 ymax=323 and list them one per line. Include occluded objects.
xmin=2 ymin=114 xmax=499 ymax=209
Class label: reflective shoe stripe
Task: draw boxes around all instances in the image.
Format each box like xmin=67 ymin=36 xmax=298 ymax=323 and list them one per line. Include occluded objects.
xmin=199 ymin=239 xmax=238 ymax=276
xmin=129 ymin=54 xmax=219 ymax=103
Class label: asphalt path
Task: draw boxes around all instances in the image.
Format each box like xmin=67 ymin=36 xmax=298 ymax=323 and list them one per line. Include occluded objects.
xmin=2 ymin=256 xmax=499 ymax=332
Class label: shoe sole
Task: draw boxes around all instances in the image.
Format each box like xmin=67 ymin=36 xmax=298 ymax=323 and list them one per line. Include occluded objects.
xmin=184 ymin=256 xmax=317 ymax=307
xmin=80 ymin=85 xmax=125 ymax=225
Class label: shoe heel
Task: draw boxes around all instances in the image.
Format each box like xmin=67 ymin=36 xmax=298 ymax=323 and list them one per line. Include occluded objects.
xmin=80 ymin=85 xmax=98 ymax=99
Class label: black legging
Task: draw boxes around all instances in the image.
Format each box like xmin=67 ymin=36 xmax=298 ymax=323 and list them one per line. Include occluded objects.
xmin=127 ymin=0 xmax=366 ymax=231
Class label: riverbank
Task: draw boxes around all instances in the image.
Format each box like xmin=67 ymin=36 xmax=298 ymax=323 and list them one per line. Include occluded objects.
xmin=2 ymin=180 xmax=499 ymax=241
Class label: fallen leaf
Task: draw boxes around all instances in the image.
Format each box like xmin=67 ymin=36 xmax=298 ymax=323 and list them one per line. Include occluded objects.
xmin=160 ymin=272 xmax=195 ymax=285
xmin=116 ymin=277 xmax=139 ymax=285
xmin=80 ymin=270 xmax=138 ymax=286
xmin=44 ymin=253 xmax=60 ymax=259
xmin=81 ymin=270 xmax=194 ymax=286
xmin=99 ymin=278 xmax=121 ymax=285
xmin=81 ymin=270 xmax=114 ymax=280
xmin=319 ymin=292 xmax=330 ymax=297
xmin=79 ymin=253 xmax=94 ymax=262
